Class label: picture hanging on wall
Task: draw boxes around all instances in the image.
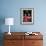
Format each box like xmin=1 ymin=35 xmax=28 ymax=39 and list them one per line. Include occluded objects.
xmin=20 ymin=8 xmax=34 ymax=24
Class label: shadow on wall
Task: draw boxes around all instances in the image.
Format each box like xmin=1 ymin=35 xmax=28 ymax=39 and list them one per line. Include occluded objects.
xmin=0 ymin=16 xmax=5 ymax=46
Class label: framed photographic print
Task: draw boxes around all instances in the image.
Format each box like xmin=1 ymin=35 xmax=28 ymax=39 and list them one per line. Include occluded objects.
xmin=20 ymin=8 xmax=34 ymax=24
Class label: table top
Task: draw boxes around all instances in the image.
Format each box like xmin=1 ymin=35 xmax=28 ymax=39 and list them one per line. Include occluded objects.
xmin=4 ymin=32 xmax=43 ymax=40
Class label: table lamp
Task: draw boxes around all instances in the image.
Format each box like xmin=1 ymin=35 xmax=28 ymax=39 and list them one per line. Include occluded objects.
xmin=5 ymin=18 xmax=14 ymax=35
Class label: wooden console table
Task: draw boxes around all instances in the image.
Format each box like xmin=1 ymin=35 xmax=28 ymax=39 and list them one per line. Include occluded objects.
xmin=4 ymin=32 xmax=43 ymax=46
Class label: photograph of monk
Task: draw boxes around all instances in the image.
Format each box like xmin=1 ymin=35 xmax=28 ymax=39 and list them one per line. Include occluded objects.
xmin=23 ymin=10 xmax=32 ymax=22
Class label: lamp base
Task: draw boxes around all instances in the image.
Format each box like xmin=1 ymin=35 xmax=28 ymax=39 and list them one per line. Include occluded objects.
xmin=8 ymin=32 xmax=11 ymax=35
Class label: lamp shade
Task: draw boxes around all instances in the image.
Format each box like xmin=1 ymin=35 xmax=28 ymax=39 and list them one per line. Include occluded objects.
xmin=5 ymin=18 xmax=14 ymax=25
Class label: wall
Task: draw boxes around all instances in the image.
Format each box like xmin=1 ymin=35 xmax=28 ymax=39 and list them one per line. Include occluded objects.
xmin=0 ymin=0 xmax=46 ymax=32
xmin=0 ymin=0 xmax=46 ymax=46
